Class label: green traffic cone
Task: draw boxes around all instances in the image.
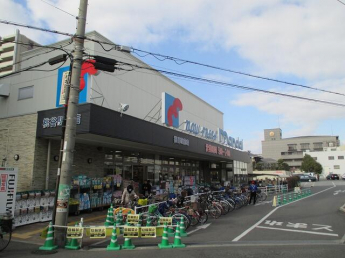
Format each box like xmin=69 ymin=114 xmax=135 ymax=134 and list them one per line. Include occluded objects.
xmin=122 ymin=236 xmax=135 ymax=250
xmin=158 ymin=224 xmax=173 ymax=249
xmin=288 ymin=194 xmax=292 ymax=202
xmin=277 ymin=195 xmax=281 ymax=206
xmin=167 ymin=226 xmax=175 ymax=237
xmin=136 ymin=214 xmax=142 ymax=227
xmin=283 ymin=195 xmax=287 ymax=204
xmin=105 ymin=208 xmax=112 ymax=226
xmin=172 ymin=224 xmax=185 ymax=248
xmin=107 ymin=223 xmax=121 ymax=251
xmin=39 ymin=222 xmax=58 ymax=251
xmin=179 ymin=216 xmax=187 ymax=237
xmin=65 ymin=223 xmax=81 ymax=250
xmin=146 ymin=216 xmax=152 ymax=227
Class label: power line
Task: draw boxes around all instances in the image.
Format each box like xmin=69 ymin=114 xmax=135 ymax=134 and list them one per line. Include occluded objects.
xmin=0 ymin=60 xmax=49 ymax=79
xmin=2 ymin=19 xmax=345 ymax=98
xmin=336 ymin=0 xmax=345 ymax=6
xmin=0 ymin=19 xmax=74 ymax=38
xmin=40 ymin=0 xmax=77 ymax=18
xmin=114 ymin=60 xmax=345 ymax=108
xmin=131 ymin=49 xmax=345 ymax=97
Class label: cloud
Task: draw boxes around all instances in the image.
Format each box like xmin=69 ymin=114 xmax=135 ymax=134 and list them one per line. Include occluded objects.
xmin=231 ymin=78 xmax=345 ymax=140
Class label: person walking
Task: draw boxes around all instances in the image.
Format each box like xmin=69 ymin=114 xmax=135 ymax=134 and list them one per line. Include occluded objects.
xmin=249 ymin=181 xmax=258 ymax=205
xmin=121 ymin=185 xmax=137 ymax=208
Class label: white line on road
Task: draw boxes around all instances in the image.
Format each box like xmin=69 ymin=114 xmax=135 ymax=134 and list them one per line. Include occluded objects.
xmin=187 ymin=223 xmax=211 ymax=235
xmin=256 ymin=226 xmax=339 ymax=237
xmin=232 ymin=183 xmax=337 ymax=242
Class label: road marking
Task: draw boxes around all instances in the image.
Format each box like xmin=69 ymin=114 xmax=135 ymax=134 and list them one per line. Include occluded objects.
xmin=256 ymin=226 xmax=339 ymax=237
xmin=232 ymin=183 xmax=337 ymax=242
xmin=187 ymin=223 xmax=211 ymax=235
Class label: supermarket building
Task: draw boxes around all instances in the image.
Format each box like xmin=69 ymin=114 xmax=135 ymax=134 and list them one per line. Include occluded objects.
xmin=0 ymin=30 xmax=251 ymax=192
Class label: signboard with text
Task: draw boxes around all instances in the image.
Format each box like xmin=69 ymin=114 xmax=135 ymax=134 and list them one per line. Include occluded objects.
xmin=123 ymin=226 xmax=139 ymax=238
xmin=90 ymin=227 xmax=106 ymax=238
xmin=159 ymin=217 xmax=172 ymax=226
xmin=0 ymin=168 xmax=18 ymax=217
xmin=66 ymin=226 xmax=84 ymax=238
xmin=141 ymin=227 xmax=156 ymax=238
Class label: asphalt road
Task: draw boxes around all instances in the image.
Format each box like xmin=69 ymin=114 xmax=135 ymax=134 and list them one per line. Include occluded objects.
xmin=3 ymin=180 xmax=345 ymax=258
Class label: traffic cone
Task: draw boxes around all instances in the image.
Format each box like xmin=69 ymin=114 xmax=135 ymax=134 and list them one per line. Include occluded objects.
xmin=107 ymin=223 xmax=121 ymax=251
xmin=146 ymin=215 xmax=152 ymax=227
xmin=283 ymin=195 xmax=287 ymax=204
xmin=158 ymin=224 xmax=173 ymax=249
xmin=179 ymin=216 xmax=187 ymax=237
xmin=122 ymin=236 xmax=135 ymax=249
xmin=119 ymin=208 xmax=123 ymax=225
xmin=65 ymin=223 xmax=81 ymax=250
xmin=116 ymin=211 xmax=122 ymax=225
xmin=136 ymin=214 xmax=142 ymax=227
xmin=288 ymin=194 xmax=292 ymax=202
xmin=277 ymin=195 xmax=281 ymax=206
xmin=272 ymin=196 xmax=277 ymax=207
xmin=105 ymin=208 xmax=114 ymax=226
xmin=39 ymin=222 xmax=58 ymax=250
xmin=172 ymin=224 xmax=185 ymax=248
xmin=167 ymin=225 xmax=175 ymax=237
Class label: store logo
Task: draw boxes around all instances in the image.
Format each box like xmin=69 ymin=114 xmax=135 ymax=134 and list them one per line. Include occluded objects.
xmin=0 ymin=174 xmax=7 ymax=192
xmin=162 ymin=92 xmax=183 ymax=128
xmin=56 ymin=60 xmax=99 ymax=107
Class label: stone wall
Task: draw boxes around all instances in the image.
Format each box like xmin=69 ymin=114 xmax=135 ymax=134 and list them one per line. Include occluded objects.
xmin=0 ymin=114 xmax=37 ymax=191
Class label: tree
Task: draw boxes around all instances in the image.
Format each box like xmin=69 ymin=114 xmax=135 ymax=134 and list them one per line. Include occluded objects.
xmin=301 ymin=154 xmax=322 ymax=173
xmin=277 ymin=159 xmax=290 ymax=171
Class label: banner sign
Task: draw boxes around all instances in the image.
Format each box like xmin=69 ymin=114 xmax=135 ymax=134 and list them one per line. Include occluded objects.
xmin=140 ymin=227 xmax=156 ymax=238
xmin=0 ymin=167 xmax=18 ymax=217
xmin=90 ymin=227 xmax=106 ymax=238
xmin=159 ymin=217 xmax=172 ymax=226
xmin=126 ymin=214 xmax=140 ymax=225
xmin=66 ymin=226 xmax=84 ymax=239
xmin=123 ymin=226 xmax=139 ymax=238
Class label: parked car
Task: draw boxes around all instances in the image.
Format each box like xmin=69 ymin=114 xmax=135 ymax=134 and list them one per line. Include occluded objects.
xmin=331 ymin=174 xmax=339 ymax=180
xmin=342 ymin=173 xmax=345 ymax=180
xmin=326 ymin=174 xmax=331 ymax=180
xmin=298 ymin=174 xmax=316 ymax=182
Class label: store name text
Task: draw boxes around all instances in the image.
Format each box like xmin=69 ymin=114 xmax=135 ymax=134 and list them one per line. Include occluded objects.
xmin=205 ymin=144 xmax=231 ymax=157
xmin=42 ymin=114 xmax=81 ymax=128
xmin=173 ymin=136 xmax=190 ymax=146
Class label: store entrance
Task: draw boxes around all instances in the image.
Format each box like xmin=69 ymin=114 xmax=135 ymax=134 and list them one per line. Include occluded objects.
xmin=133 ymin=165 xmax=144 ymax=183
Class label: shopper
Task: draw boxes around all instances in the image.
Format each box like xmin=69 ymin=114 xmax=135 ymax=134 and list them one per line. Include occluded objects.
xmin=121 ymin=185 xmax=137 ymax=208
xmin=141 ymin=180 xmax=152 ymax=197
xmin=249 ymin=181 xmax=258 ymax=205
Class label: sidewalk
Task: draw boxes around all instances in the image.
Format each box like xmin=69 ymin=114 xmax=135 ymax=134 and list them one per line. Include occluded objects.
xmin=12 ymin=209 xmax=107 ymax=245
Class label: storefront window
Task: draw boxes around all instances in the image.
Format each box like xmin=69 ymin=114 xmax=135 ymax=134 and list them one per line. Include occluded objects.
xmin=123 ymin=165 xmax=132 ymax=180
xmin=169 ymin=159 xmax=175 ymax=165
xmin=115 ymin=164 xmax=123 ymax=175
xmin=141 ymin=154 xmax=155 ymax=164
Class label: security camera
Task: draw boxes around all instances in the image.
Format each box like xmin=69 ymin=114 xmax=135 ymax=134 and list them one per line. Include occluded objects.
xmin=119 ymin=103 xmax=129 ymax=117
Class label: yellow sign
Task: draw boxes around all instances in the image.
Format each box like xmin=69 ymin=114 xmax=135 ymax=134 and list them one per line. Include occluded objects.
xmin=90 ymin=227 xmax=106 ymax=238
xmin=66 ymin=226 xmax=84 ymax=239
xmin=127 ymin=214 xmax=140 ymax=225
xmin=123 ymin=226 xmax=139 ymax=238
xmin=159 ymin=217 xmax=172 ymax=226
xmin=141 ymin=227 xmax=156 ymax=238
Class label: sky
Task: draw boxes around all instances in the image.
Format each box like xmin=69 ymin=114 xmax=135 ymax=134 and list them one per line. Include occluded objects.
xmin=1 ymin=0 xmax=345 ymax=154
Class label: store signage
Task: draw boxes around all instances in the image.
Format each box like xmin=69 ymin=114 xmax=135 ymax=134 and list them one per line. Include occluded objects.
xmin=205 ymin=144 xmax=231 ymax=157
xmin=0 ymin=167 xmax=18 ymax=217
xmin=173 ymin=136 xmax=190 ymax=146
xmin=185 ymin=120 xmax=217 ymax=141
xmin=42 ymin=114 xmax=81 ymax=128
xmin=141 ymin=227 xmax=156 ymax=238
xmin=127 ymin=214 xmax=140 ymax=225
xmin=56 ymin=60 xmax=99 ymax=107
xmin=66 ymin=226 xmax=84 ymax=238
xmin=90 ymin=227 xmax=106 ymax=238
xmin=162 ymin=92 xmax=183 ymax=128
xmin=218 ymin=129 xmax=243 ymax=150
xmin=159 ymin=217 xmax=172 ymax=226
xmin=123 ymin=226 xmax=139 ymax=238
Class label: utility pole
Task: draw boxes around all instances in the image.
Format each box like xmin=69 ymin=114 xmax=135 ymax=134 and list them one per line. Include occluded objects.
xmin=54 ymin=0 xmax=88 ymax=246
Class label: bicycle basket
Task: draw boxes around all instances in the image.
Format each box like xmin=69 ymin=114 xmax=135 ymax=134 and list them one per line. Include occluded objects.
xmin=148 ymin=205 xmax=157 ymax=213
xmin=138 ymin=199 xmax=148 ymax=206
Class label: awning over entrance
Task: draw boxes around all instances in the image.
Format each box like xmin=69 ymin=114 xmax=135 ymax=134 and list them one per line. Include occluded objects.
xmin=36 ymin=103 xmax=251 ymax=163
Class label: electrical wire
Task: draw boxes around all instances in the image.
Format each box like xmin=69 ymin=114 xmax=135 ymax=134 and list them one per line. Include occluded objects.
xmin=115 ymin=60 xmax=345 ymax=108
xmin=40 ymin=0 xmax=77 ymax=18
xmin=131 ymin=49 xmax=345 ymax=97
xmin=2 ymin=19 xmax=345 ymax=98
xmin=336 ymin=0 xmax=345 ymax=6
xmin=0 ymin=60 xmax=49 ymax=79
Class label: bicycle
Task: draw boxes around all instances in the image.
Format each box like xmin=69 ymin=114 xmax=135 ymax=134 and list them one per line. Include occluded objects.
xmin=0 ymin=213 xmax=13 ymax=252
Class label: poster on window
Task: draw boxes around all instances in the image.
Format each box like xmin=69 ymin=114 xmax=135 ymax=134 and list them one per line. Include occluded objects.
xmin=183 ymin=176 xmax=195 ymax=186
xmin=0 ymin=167 xmax=18 ymax=217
